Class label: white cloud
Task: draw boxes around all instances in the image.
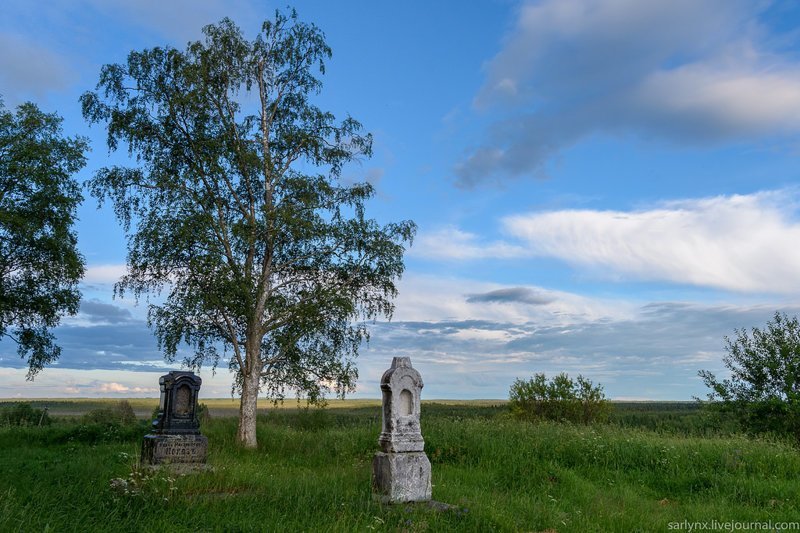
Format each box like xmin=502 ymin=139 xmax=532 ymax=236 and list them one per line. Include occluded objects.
xmin=409 ymin=190 xmax=800 ymax=294
xmin=0 ymin=369 xmax=148 ymax=397
xmin=633 ymin=65 xmax=800 ymax=139
xmin=0 ymin=367 xmax=231 ymax=398
xmin=458 ymin=0 xmax=800 ymax=185
xmin=98 ymin=382 xmax=153 ymax=394
xmin=411 ymin=226 xmax=527 ymax=260
xmin=82 ymin=264 xmax=127 ymax=285
xmin=450 ymin=328 xmax=522 ymax=343
xmin=98 ymin=382 xmax=127 ymax=393
xmin=503 ymin=190 xmax=800 ymax=293
xmin=392 ymin=274 xmax=637 ymax=324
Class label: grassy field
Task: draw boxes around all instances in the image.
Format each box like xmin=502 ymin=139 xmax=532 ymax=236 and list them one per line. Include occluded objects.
xmin=0 ymin=400 xmax=798 ymax=532
xmin=0 ymin=398 xmax=503 ymax=418
xmin=0 ymin=398 xmax=507 ymax=419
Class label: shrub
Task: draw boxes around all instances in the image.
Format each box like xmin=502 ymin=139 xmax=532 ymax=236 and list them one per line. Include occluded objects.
xmin=699 ymin=312 xmax=800 ymax=442
xmin=509 ymin=372 xmax=610 ymax=424
xmin=0 ymin=403 xmax=51 ymax=427
xmin=82 ymin=400 xmax=137 ymax=426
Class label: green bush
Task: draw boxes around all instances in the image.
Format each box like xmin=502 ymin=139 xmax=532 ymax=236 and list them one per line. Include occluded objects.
xmin=82 ymin=400 xmax=137 ymax=426
xmin=0 ymin=403 xmax=51 ymax=427
xmin=699 ymin=312 xmax=800 ymax=442
xmin=509 ymin=372 xmax=611 ymax=424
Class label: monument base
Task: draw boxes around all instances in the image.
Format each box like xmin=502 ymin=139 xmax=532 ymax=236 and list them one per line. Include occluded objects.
xmin=372 ymin=451 xmax=431 ymax=503
xmin=141 ymin=434 xmax=208 ymax=465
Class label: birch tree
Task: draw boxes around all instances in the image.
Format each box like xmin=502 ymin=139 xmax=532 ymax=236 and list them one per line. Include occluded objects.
xmin=82 ymin=11 xmax=415 ymax=447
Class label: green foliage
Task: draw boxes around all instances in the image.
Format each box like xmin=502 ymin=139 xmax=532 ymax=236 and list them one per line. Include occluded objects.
xmin=0 ymin=100 xmax=87 ymax=377
xmin=699 ymin=312 xmax=800 ymax=442
xmin=82 ymin=400 xmax=137 ymax=426
xmin=509 ymin=372 xmax=611 ymax=424
xmin=81 ymin=10 xmax=415 ymax=445
xmin=57 ymin=421 xmax=147 ymax=445
xmin=0 ymin=402 xmax=50 ymax=426
xmin=0 ymin=403 xmax=797 ymax=531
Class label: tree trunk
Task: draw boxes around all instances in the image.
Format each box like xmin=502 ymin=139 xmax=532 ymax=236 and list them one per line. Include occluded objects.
xmin=237 ymin=355 xmax=261 ymax=448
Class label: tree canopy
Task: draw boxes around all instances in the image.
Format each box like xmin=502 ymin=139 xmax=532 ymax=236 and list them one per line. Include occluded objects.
xmin=81 ymin=11 xmax=415 ymax=447
xmin=699 ymin=312 xmax=800 ymax=441
xmin=0 ymin=100 xmax=87 ymax=378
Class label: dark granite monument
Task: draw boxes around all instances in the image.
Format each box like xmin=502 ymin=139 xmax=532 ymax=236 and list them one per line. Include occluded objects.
xmin=141 ymin=371 xmax=208 ymax=467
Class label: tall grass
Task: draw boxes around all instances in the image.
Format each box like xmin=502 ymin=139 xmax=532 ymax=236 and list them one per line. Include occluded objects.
xmin=0 ymin=403 xmax=797 ymax=531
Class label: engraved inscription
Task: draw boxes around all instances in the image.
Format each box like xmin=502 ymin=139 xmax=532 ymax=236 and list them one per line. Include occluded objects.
xmin=147 ymin=437 xmax=208 ymax=463
xmin=160 ymin=442 xmax=203 ymax=457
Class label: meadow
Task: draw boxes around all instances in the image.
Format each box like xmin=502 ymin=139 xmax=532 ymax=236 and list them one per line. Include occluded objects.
xmin=0 ymin=400 xmax=798 ymax=532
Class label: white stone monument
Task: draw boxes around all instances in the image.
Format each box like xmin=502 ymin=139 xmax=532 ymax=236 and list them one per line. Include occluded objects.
xmin=372 ymin=356 xmax=432 ymax=503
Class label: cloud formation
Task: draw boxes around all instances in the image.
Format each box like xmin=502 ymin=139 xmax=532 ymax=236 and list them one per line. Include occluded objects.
xmin=356 ymin=301 xmax=799 ymax=400
xmin=0 ymin=302 xmax=170 ymax=374
xmin=78 ymin=300 xmax=134 ymax=325
xmin=411 ymin=226 xmax=527 ymax=260
xmin=392 ymin=274 xmax=635 ymax=324
xmin=413 ymin=190 xmax=800 ymax=295
xmin=98 ymin=382 xmax=152 ymax=394
xmin=466 ymin=287 xmax=555 ymax=305
xmin=0 ymin=274 xmax=797 ymax=400
xmin=82 ymin=264 xmax=127 ymax=286
xmin=503 ymin=190 xmax=800 ymax=293
xmin=456 ymin=0 xmax=800 ymax=186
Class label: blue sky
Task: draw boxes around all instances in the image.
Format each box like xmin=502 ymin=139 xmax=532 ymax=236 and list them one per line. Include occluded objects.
xmin=3 ymin=0 xmax=800 ymax=400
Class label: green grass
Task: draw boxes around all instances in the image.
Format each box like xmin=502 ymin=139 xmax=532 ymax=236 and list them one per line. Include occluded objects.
xmin=0 ymin=402 xmax=797 ymax=531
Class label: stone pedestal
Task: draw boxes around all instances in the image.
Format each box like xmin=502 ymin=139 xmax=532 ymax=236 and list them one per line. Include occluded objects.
xmin=372 ymin=357 xmax=432 ymax=503
xmin=373 ymin=451 xmax=432 ymax=503
xmin=141 ymin=434 xmax=208 ymax=465
xmin=141 ymin=371 xmax=208 ymax=468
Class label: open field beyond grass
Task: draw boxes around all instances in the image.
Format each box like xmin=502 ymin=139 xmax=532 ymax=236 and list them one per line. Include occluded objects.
xmin=0 ymin=398 xmax=503 ymax=418
xmin=0 ymin=400 xmax=798 ymax=532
